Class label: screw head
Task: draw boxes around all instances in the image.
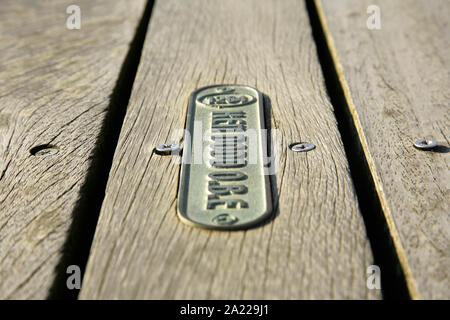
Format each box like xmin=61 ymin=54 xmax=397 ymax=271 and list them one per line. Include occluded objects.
xmin=216 ymin=86 xmax=233 ymax=93
xmin=212 ymin=213 xmax=238 ymax=226
xmin=413 ymin=138 xmax=437 ymax=150
xmin=30 ymin=145 xmax=59 ymax=158
xmin=290 ymin=142 xmax=315 ymax=152
xmin=35 ymin=148 xmax=58 ymax=158
xmin=155 ymin=143 xmax=180 ymax=155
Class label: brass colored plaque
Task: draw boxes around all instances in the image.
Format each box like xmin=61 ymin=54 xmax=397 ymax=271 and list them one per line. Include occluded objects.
xmin=177 ymin=85 xmax=273 ymax=230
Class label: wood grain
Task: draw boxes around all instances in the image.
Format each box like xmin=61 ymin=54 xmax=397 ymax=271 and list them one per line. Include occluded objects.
xmin=0 ymin=0 xmax=146 ymax=299
xmin=316 ymin=0 xmax=449 ymax=299
xmin=80 ymin=0 xmax=379 ymax=299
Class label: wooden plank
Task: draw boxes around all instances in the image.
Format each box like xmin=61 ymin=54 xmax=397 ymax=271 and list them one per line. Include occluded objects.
xmin=0 ymin=0 xmax=146 ymax=299
xmin=316 ymin=0 xmax=449 ymax=299
xmin=80 ymin=0 xmax=379 ymax=299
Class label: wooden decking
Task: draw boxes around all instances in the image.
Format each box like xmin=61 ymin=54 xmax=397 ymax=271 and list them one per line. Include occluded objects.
xmin=316 ymin=0 xmax=449 ymax=299
xmin=0 ymin=0 xmax=448 ymax=299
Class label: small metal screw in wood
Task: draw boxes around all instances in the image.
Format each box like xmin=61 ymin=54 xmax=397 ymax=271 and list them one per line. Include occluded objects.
xmin=30 ymin=145 xmax=59 ymax=158
xmin=155 ymin=143 xmax=180 ymax=155
xmin=413 ymin=138 xmax=437 ymax=150
xmin=212 ymin=213 xmax=238 ymax=226
xmin=290 ymin=142 xmax=315 ymax=152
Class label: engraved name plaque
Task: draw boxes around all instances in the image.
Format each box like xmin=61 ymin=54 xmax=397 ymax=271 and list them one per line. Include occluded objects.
xmin=177 ymin=85 xmax=273 ymax=230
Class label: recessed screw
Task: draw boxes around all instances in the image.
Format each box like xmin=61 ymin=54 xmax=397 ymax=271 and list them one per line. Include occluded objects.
xmin=413 ymin=138 xmax=437 ymax=150
xmin=30 ymin=145 xmax=59 ymax=158
xmin=290 ymin=142 xmax=315 ymax=152
xmin=216 ymin=86 xmax=233 ymax=93
xmin=212 ymin=213 xmax=238 ymax=226
xmin=155 ymin=143 xmax=180 ymax=155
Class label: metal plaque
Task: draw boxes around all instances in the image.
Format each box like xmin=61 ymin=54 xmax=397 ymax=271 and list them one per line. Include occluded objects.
xmin=177 ymin=84 xmax=273 ymax=230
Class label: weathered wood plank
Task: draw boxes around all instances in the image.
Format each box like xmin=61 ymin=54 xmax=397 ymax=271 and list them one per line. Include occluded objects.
xmin=80 ymin=0 xmax=379 ymax=299
xmin=316 ymin=0 xmax=449 ymax=299
xmin=0 ymin=0 xmax=146 ymax=299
